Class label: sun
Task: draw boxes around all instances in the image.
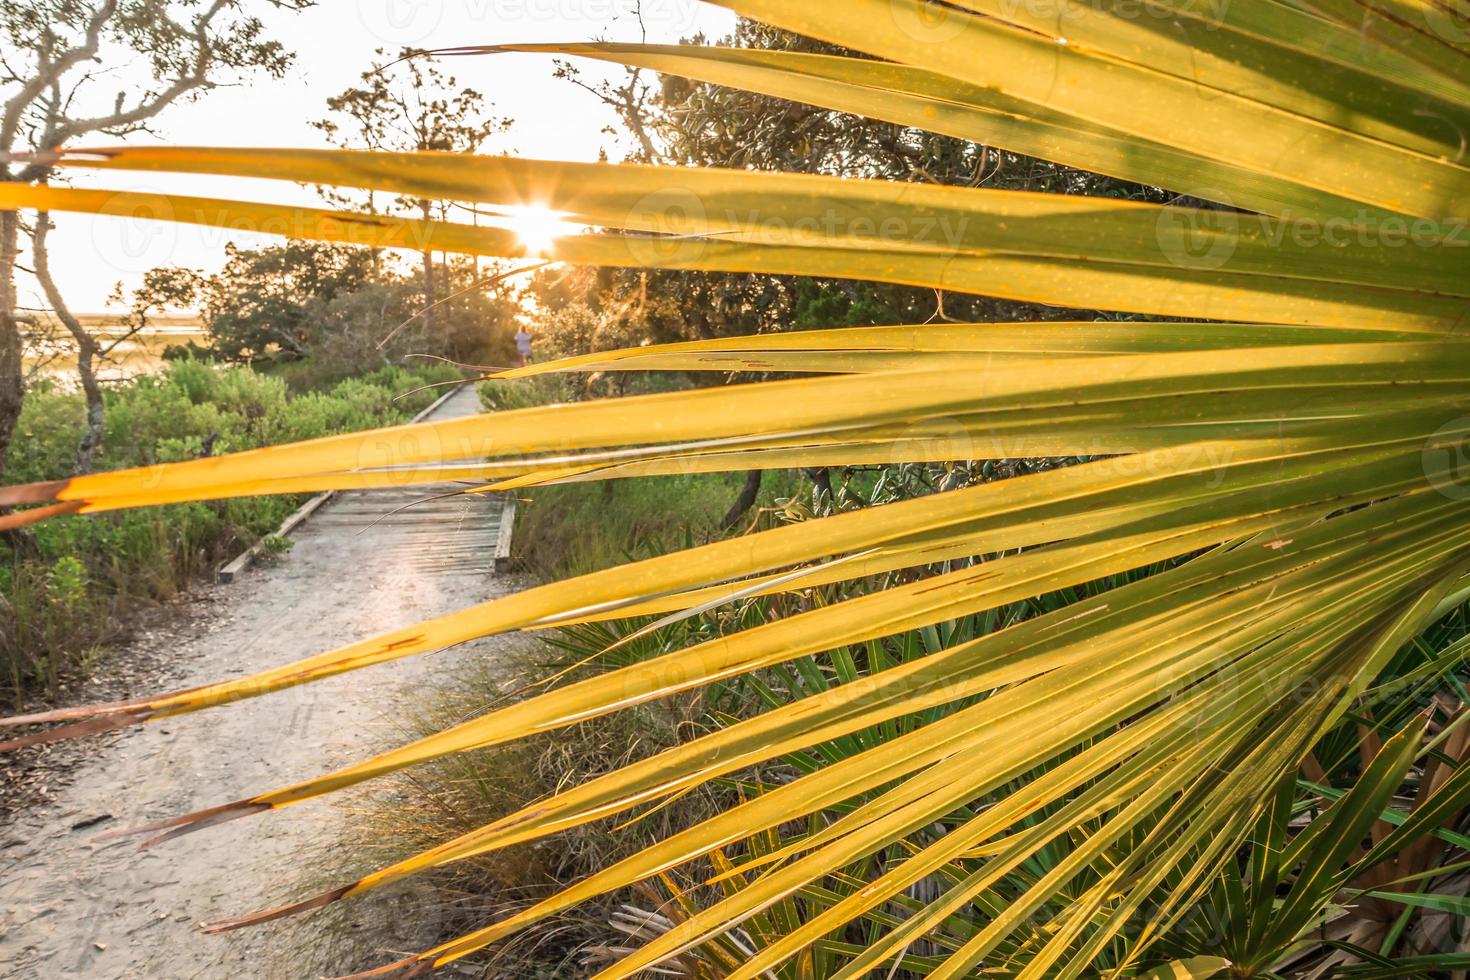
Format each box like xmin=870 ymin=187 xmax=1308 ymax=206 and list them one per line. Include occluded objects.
xmin=503 ymin=204 xmax=578 ymax=257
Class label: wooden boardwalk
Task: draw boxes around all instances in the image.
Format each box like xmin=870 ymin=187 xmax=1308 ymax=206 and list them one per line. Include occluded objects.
xmin=220 ymin=383 xmax=515 ymax=581
xmin=303 ymin=385 xmax=515 ymax=577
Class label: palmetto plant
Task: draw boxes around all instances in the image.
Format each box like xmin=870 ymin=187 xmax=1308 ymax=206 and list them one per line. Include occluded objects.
xmin=2 ymin=0 xmax=1470 ymax=976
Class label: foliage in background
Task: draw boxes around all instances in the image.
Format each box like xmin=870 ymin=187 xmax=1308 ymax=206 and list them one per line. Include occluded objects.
xmin=124 ymin=241 xmax=520 ymax=378
xmin=0 ymin=0 xmax=312 ymax=481
xmin=313 ymin=48 xmax=513 ymax=332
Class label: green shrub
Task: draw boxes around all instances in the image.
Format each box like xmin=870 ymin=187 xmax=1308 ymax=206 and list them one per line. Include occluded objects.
xmin=0 ymin=358 xmax=462 ymax=705
xmin=45 ymin=557 xmax=86 ymax=611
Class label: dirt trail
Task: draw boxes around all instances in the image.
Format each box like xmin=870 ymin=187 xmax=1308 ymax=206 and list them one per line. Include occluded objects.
xmin=0 ymin=385 xmax=520 ymax=979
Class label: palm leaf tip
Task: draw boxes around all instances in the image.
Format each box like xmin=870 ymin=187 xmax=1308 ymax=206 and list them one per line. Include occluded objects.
xmin=0 ymin=706 xmax=155 ymax=751
xmin=0 ymin=500 xmax=87 ymax=530
xmin=0 ymin=480 xmax=80 ymax=530
xmin=0 ymin=479 xmax=69 ymax=506
xmin=199 ymin=882 xmax=355 ymax=935
xmin=332 ymin=957 xmax=433 ymax=980
xmin=92 ymin=799 xmax=272 ymax=848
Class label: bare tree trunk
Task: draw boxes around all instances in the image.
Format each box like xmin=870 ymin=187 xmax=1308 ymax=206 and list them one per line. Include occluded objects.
xmin=805 ymin=467 xmax=834 ymax=508
xmin=419 ymin=199 xmax=435 ymax=332
xmin=0 ymin=209 xmax=24 ymax=483
xmin=33 ymin=214 xmax=104 ymax=473
xmin=723 ymin=469 xmax=763 ymax=530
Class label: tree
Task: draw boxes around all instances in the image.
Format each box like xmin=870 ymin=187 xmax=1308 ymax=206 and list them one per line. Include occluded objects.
xmin=313 ymin=50 xmax=511 ymax=332
xmin=146 ymin=241 xmax=377 ymax=364
xmin=33 ymin=212 xmax=123 ymax=471
xmin=124 ymin=241 xmax=520 ymax=375
xmin=0 ymin=0 xmax=309 ymax=476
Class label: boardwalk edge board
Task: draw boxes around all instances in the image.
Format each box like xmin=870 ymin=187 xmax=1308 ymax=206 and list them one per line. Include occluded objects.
xmin=215 ymin=384 xmax=498 ymax=584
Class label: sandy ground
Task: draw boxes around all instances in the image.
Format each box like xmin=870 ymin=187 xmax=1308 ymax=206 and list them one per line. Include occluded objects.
xmin=0 ymin=386 xmax=521 ymax=979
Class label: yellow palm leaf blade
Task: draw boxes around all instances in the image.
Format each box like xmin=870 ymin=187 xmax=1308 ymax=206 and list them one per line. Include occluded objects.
xmin=9 ymin=398 xmax=1459 ymax=746
xmin=245 ymin=574 xmax=1294 ymax=953
xmin=835 ymin=591 xmax=1433 ymax=980
xmin=765 ymin=566 xmax=1452 ymax=980
xmin=1138 ymin=958 xmax=1232 ymax=979
xmin=19 ymin=180 xmax=1465 ymax=364
xmin=493 ymin=320 xmax=1422 ymax=380
xmin=1019 ymin=597 xmax=1447 ymax=980
xmin=712 ymin=0 xmax=1470 ymax=220
xmin=595 ymin=529 xmax=1467 ymax=980
xmin=207 ymin=489 xmax=1466 ymax=952
xmin=375 ymin=508 xmax=1467 ymax=976
xmin=52 ymin=379 xmax=1446 ymax=505
xmin=930 ymin=0 xmax=1470 ymax=159
xmin=1297 ymin=0 xmax=1470 ymax=94
xmin=0 ymin=320 xmax=1462 ymax=523
xmin=21 ymin=147 xmax=1470 ymax=302
xmin=662 ymin=712 xmax=1229 ymax=980
xmin=117 ymin=497 xmax=1325 ymax=844
xmin=724 ymin=677 xmax=1294 ymax=980
xmin=479 ymin=368 xmax=1470 ymax=487
xmin=1107 ymin=0 xmax=1468 ymax=103
xmin=495 ymin=43 xmax=1371 ymax=220
xmin=0 ymin=434 xmax=1282 ymax=738
xmin=318 ymin=441 xmax=1470 ymax=815
xmin=1 ymin=3 xmax=1464 ymax=976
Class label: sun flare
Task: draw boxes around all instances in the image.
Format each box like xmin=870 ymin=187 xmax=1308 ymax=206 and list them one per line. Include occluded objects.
xmin=502 ymin=204 xmax=577 ymax=257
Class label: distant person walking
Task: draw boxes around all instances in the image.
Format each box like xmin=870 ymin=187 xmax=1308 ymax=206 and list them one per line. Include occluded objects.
xmin=514 ymin=326 xmax=534 ymax=366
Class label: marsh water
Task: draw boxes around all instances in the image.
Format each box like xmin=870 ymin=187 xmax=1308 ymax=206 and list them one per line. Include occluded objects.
xmin=24 ymin=314 xmax=205 ymax=386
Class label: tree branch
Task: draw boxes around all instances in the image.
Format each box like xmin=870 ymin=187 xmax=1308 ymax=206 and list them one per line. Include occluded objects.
xmin=45 ymin=0 xmax=230 ymax=149
xmin=0 ymin=0 xmax=118 ymax=155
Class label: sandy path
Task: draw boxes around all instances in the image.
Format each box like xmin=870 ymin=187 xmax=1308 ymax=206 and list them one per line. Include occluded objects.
xmin=0 ymin=386 xmax=518 ymax=979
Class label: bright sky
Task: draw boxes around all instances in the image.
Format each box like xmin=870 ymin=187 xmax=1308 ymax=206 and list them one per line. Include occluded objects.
xmin=25 ymin=0 xmax=736 ymax=314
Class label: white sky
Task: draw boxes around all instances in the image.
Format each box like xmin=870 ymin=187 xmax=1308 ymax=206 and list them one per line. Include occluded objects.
xmin=24 ymin=0 xmax=736 ymax=314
